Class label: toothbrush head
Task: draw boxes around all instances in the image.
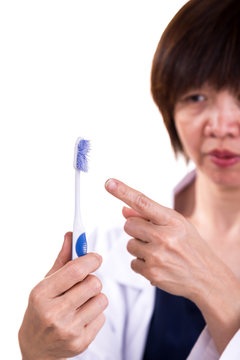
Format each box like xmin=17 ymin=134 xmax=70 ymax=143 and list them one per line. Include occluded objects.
xmin=74 ymin=137 xmax=90 ymax=172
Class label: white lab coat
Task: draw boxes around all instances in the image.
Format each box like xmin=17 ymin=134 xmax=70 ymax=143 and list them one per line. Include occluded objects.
xmin=72 ymin=171 xmax=240 ymax=360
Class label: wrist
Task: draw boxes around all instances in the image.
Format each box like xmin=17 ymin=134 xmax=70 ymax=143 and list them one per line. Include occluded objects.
xmin=19 ymin=331 xmax=66 ymax=360
xmin=196 ymin=263 xmax=240 ymax=354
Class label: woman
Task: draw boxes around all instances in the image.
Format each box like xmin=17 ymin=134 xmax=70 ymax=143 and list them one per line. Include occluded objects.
xmin=84 ymin=0 xmax=240 ymax=358
xmin=19 ymin=0 xmax=240 ymax=359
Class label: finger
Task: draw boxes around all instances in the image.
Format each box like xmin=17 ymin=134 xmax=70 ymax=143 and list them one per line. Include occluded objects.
xmin=83 ymin=313 xmax=106 ymax=343
xmin=60 ymin=275 xmax=102 ymax=311
xmin=130 ymin=258 xmax=147 ymax=277
xmin=44 ymin=253 xmax=103 ymax=297
xmin=131 ymin=257 xmax=160 ymax=285
xmin=77 ymin=293 xmax=108 ymax=327
xmin=127 ymin=238 xmax=147 ymax=260
xmin=105 ymin=179 xmax=172 ymax=225
xmin=122 ymin=206 xmax=145 ymax=220
xmin=46 ymin=232 xmax=72 ymax=277
xmin=124 ymin=216 xmax=159 ymax=243
xmin=72 ymin=313 xmax=106 ymax=353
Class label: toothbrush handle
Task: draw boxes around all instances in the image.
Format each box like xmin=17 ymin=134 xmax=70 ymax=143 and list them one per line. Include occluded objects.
xmin=72 ymin=170 xmax=87 ymax=259
xmin=72 ymin=221 xmax=87 ymax=259
xmin=75 ymin=232 xmax=87 ymax=257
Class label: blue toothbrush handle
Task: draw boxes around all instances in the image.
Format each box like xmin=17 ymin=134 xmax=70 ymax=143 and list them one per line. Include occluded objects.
xmin=75 ymin=232 xmax=87 ymax=257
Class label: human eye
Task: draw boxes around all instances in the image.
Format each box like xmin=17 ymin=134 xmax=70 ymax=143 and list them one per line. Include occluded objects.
xmin=183 ymin=94 xmax=206 ymax=103
xmin=175 ymin=91 xmax=208 ymax=113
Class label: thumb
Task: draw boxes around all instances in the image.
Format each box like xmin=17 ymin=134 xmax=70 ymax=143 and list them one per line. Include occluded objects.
xmin=46 ymin=232 xmax=72 ymax=277
xmin=122 ymin=206 xmax=147 ymax=220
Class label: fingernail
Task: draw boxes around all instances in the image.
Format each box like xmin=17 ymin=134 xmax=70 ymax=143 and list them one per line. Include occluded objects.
xmin=105 ymin=178 xmax=117 ymax=192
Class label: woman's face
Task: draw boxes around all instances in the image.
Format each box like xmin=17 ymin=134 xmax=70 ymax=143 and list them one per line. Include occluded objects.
xmin=174 ymin=86 xmax=240 ymax=187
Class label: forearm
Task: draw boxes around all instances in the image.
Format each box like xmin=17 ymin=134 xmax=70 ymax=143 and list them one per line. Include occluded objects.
xmin=196 ymin=262 xmax=240 ymax=355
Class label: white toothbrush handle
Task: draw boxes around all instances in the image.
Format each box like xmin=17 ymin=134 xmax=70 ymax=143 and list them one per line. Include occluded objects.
xmin=72 ymin=170 xmax=87 ymax=259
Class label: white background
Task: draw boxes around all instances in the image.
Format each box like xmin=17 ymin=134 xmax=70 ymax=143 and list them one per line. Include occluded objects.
xmin=0 ymin=0 xmax=191 ymax=357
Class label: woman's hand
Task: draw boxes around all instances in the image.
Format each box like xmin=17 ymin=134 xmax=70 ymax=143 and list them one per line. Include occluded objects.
xmin=105 ymin=178 xmax=240 ymax=354
xmin=18 ymin=232 xmax=108 ymax=360
xmin=105 ymin=178 xmax=216 ymax=301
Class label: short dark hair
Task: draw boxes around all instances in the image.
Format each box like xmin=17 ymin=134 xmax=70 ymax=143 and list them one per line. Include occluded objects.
xmin=151 ymin=0 xmax=240 ymax=156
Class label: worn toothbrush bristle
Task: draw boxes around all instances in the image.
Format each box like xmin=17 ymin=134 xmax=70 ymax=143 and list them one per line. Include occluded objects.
xmin=74 ymin=137 xmax=90 ymax=171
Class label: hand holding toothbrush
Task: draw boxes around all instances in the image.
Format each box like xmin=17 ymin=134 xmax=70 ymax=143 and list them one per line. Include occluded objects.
xmin=18 ymin=232 xmax=108 ymax=360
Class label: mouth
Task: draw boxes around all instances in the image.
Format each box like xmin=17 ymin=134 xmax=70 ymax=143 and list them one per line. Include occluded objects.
xmin=208 ymin=149 xmax=240 ymax=168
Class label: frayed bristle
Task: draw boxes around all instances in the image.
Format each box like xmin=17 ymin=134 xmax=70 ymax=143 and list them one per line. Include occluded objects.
xmin=74 ymin=137 xmax=90 ymax=171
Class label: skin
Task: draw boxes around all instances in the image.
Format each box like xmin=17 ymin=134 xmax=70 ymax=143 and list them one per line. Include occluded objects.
xmin=18 ymin=232 xmax=108 ymax=360
xmin=105 ymin=87 xmax=240 ymax=355
xmin=175 ymin=87 xmax=240 ymax=277
xmin=19 ymin=87 xmax=240 ymax=358
xmin=174 ymin=86 xmax=240 ymax=187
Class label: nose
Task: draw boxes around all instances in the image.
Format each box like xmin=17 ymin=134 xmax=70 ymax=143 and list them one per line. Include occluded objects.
xmin=204 ymin=96 xmax=240 ymax=139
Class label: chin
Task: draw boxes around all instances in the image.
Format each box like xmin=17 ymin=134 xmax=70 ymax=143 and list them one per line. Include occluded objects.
xmin=202 ymin=166 xmax=240 ymax=188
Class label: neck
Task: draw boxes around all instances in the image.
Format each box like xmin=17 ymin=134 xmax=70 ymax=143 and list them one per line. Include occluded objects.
xmin=193 ymin=170 xmax=240 ymax=231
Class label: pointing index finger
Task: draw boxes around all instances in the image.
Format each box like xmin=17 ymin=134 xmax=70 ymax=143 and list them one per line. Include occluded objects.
xmin=105 ymin=178 xmax=171 ymax=225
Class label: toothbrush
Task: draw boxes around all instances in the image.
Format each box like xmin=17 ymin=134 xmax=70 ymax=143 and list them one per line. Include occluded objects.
xmin=72 ymin=137 xmax=90 ymax=259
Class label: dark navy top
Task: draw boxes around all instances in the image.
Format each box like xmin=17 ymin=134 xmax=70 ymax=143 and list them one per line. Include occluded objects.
xmin=143 ymin=288 xmax=206 ymax=360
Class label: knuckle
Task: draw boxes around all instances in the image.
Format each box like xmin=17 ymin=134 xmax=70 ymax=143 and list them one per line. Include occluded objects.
xmin=150 ymin=280 xmax=156 ymax=286
xmin=68 ymin=338 xmax=84 ymax=354
xmin=148 ymin=251 xmax=159 ymax=265
xmin=41 ymin=306 xmax=67 ymax=337
xmin=150 ymin=274 xmax=162 ymax=287
xmin=147 ymin=246 xmax=165 ymax=265
xmin=135 ymin=193 xmax=149 ymax=211
xmin=83 ymin=331 xmax=93 ymax=350
xmin=87 ymin=252 xmax=102 ymax=267
xmin=130 ymin=259 xmax=136 ymax=270
xmin=126 ymin=238 xmax=134 ymax=252
xmin=36 ymin=304 xmax=78 ymax=343
xmin=131 ymin=258 xmax=141 ymax=273
xmin=56 ymin=323 xmax=75 ymax=341
xmin=87 ymin=275 xmax=102 ymax=293
xmin=78 ymin=337 xmax=90 ymax=354
xmin=166 ymin=236 xmax=178 ymax=250
xmin=151 ymin=228 xmax=162 ymax=243
xmin=124 ymin=220 xmax=130 ymax=234
xmin=166 ymin=226 xmax=186 ymax=250
xmin=67 ymin=261 xmax=85 ymax=281
xmin=96 ymin=293 xmax=108 ymax=309
xmin=172 ymin=215 xmax=186 ymax=232
xmin=124 ymin=218 xmax=136 ymax=236
xmin=42 ymin=307 xmax=58 ymax=328
xmin=29 ymin=284 xmax=43 ymax=306
xmin=149 ymin=274 xmax=159 ymax=287
xmin=158 ymin=248 xmax=169 ymax=264
xmin=148 ymin=267 xmax=159 ymax=282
